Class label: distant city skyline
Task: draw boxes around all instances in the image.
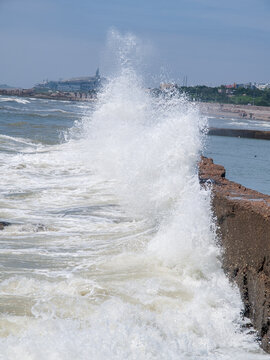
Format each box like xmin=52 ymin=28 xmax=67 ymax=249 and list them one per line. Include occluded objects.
xmin=0 ymin=0 xmax=269 ymax=88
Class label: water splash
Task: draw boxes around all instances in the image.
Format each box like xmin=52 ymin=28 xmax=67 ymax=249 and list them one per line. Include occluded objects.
xmin=66 ymin=30 xmax=265 ymax=356
xmin=75 ymin=32 xmax=205 ymax=221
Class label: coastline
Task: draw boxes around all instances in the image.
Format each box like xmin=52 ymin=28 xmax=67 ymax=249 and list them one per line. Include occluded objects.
xmin=0 ymin=88 xmax=96 ymax=102
xmin=200 ymin=157 xmax=270 ymax=353
xmin=200 ymin=102 xmax=270 ymax=122
xmin=1 ymin=90 xmax=270 ymax=122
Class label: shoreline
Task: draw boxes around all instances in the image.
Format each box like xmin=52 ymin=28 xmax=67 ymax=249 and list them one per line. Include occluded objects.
xmin=1 ymin=90 xmax=270 ymax=121
xmin=0 ymin=89 xmax=96 ymax=102
xmin=200 ymin=102 xmax=270 ymax=122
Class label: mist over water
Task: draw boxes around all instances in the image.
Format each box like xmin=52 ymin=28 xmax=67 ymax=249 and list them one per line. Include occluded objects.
xmin=0 ymin=31 xmax=267 ymax=359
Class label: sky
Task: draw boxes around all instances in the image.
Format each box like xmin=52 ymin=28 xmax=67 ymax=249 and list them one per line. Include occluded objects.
xmin=0 ymin=0 xmax=269 ymax=88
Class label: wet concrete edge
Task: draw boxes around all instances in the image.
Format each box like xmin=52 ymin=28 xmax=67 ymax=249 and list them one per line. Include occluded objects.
xmin=199 ymin=156 xmax=270 ymax=353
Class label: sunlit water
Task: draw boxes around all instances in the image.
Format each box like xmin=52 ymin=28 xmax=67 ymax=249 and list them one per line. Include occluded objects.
xmin=206 ymin=115 xmax=270 ymax=195
xmin=0 ymin=33 xmax=268 ymax=360
xmin=205 ymin=135 xmax=270 ymax=195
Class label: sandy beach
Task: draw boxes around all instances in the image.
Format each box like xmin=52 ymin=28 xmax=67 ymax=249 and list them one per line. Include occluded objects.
xmin=200 ymin=102 xmax=270 ymax=122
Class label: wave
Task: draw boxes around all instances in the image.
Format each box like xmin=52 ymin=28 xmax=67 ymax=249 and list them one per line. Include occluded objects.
xmin=0 ymin=105 xmax=21 ymax=111
xmin=0 ymin=96 xmax=30 ymax=104
xmin=45 ymin=108 xmax=75 ymax=114
xmin=0 ymin=110 xmax=75 ymax=119
xmin=0 ymin=134 xmax=39 ymax=147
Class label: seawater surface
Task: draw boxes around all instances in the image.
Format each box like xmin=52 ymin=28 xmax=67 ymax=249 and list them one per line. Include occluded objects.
xmin=0 ymin=34 xmax=268 ymax=360
xmin=205 ymin=135 xmax=270 ymax=195
xmin=206 ymin=115 xmax=270 ymax=195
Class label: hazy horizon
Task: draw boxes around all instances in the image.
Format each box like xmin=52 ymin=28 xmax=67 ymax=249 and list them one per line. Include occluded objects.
xmin=1 ymin=0 xmax=269 ymax=88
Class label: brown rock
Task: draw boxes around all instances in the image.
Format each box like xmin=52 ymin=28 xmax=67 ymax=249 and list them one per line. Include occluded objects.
xmin=199 ymin=156 xmax=270 ymax=353
xmin=0 ymin=221 xmax=11 ymax=230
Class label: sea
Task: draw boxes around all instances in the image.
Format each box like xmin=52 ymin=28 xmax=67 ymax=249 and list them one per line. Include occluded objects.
xmin=206 ymin=116 xmax=270 ymax=195
xmin=0 ymin=52 xmax=270 ymax=359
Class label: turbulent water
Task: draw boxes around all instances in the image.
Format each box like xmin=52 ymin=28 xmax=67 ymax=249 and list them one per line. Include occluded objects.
xmin=0 ymin=34 xmax=268 ymax=360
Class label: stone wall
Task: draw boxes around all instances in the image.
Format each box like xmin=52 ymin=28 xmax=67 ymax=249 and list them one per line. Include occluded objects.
xmin=199 ymin=157 xmax=270 ymax=352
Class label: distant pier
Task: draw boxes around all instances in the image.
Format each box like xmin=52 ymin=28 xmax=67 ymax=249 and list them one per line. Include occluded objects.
xmin=208 ymin=127 xmax=270 ymax=140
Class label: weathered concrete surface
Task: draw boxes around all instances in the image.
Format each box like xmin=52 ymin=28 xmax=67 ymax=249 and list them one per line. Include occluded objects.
xmin=199 ymin=156 xmax=270 ymax=352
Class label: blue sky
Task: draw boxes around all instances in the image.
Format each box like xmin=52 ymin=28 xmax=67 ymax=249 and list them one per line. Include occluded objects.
xmin=0 ymin=0 xmax=269 ymax=87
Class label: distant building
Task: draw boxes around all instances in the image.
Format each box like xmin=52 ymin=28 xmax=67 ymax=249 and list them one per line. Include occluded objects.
xmin=235 ymin=82 xmax=256 ymax=89
xmin=255 ymin=83 xmax=270 ymax=90
xmin=160 ymin=83 xmax=178 ymax=90
xmin=35 ymin=69 xmax=105 ymax=93
xmin=225 ymin=84 xmax=236 ymax=89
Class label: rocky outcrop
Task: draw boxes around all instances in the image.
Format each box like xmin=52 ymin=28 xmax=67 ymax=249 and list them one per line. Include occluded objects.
xmin=199 ymin=156 xmax=270 ymax=352
xmin=0 ymin=221 xmax=11 ymax=230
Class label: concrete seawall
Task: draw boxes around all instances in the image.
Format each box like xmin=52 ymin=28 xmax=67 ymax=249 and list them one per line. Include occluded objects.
xmin=199 ymin=157 xmax=270 ymax=352
xmin=208 ymin=128 xmax=270 ymax=140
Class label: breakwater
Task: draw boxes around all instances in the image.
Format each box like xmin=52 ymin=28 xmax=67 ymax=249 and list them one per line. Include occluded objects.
xmin=208 ymin=127 xmax=270 ymax=140
xmin=200 ymin=157 xmax=270 ymax=353
xmin=0 ymin=88 xmax=96 ymax=102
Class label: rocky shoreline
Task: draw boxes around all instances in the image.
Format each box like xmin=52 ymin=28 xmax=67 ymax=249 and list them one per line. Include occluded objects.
xmin=200 ymin=157 xmax=270 ymax=353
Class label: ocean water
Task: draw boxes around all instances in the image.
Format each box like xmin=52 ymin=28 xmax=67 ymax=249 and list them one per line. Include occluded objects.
xmin=208 ymin=115 xmax=270 ymax=132
xmin=205 ymin=135 xmax=270 ymax=195
xmin=206 ymin=115 xmax=270 ymax=195
xmin=0 ymin=35 xmax=268 ymax=360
